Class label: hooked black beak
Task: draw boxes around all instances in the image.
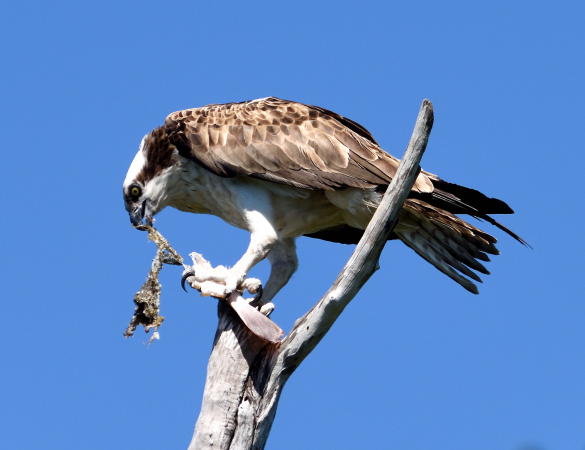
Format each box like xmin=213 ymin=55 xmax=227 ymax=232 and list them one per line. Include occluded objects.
xmin=129 ymin=200 xmax=153 ymax=227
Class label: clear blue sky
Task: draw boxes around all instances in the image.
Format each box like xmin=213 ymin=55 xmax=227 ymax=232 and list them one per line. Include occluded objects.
xmin=1 ymin=1 xmax=583 ymax=449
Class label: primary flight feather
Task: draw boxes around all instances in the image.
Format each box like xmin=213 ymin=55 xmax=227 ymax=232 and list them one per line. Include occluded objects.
xmin=123 ymin=97 xmax=524 ymax=313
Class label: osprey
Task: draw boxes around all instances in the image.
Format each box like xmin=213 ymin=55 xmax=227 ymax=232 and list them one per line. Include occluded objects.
xmin=123 ymin=97 xmax=524 ymax=313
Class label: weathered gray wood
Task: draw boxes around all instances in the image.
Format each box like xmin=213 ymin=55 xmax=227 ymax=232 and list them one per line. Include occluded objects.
xmin=190 ymin=303 xmax=277 ymax=450
xmin=189 ymin=100 xmax=434 ymax=450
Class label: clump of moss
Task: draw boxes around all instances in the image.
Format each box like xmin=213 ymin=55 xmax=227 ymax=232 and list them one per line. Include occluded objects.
xmin=124 ymin=225 xmax=183 ymax=341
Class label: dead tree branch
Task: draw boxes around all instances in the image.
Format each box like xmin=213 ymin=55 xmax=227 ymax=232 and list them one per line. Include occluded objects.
xmin=188 ymin=99 xmax=434 ymax=450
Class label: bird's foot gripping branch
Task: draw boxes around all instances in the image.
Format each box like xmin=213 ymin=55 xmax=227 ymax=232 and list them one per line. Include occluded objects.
xmin=182 ymin=252 xmax=284 ymax=343
xmin=125 ymin=225 xmax=283 ymax=344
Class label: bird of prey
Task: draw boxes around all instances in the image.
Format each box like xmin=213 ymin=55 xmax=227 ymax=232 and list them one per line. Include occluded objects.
xmin=123 ymin=97 xmax=524 ymax=313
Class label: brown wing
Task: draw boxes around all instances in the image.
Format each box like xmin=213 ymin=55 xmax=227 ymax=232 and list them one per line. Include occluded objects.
xmin=164 ymin=97 xmax=433 ymax=192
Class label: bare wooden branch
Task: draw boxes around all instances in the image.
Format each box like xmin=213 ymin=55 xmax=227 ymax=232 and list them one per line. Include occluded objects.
xmin=189 ymin=100 xmax=434 ymax=450
xmin=275 ymin=98 xmax=434 ymax=370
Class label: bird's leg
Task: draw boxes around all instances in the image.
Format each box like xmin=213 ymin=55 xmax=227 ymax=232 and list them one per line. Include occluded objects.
xmin=183 ymin=209 xmax=278 ymax=293
xmin=249 ymin=238 xmax=298 ymax=316
xmin=223 ymin=210 xmax=278 ymax=295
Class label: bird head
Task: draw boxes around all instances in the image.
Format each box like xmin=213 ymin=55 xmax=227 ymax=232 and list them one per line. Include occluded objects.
xmin=123 ymin=126 xmax=180 ymax=227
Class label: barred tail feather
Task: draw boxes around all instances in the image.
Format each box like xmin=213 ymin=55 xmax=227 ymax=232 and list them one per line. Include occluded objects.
xmin=398 ymin=229 xmax=480 ymax=294
xmin=397 ymin=199 xmax=502 ymax=293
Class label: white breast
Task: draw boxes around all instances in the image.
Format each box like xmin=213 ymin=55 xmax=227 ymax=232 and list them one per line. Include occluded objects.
xmin=168 ymin=158 xmax=344 ymax=237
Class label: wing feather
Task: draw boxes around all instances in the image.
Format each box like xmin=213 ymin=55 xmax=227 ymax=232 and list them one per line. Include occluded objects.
xmin=165 ymin=97 xmax=433 ymax=192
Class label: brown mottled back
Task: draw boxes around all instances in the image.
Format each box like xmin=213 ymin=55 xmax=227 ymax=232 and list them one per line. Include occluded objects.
xmin=163 ymin=97 xmax=434 ymax=192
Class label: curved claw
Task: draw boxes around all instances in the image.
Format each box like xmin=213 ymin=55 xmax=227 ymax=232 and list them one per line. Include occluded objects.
xmin=253 ymin=285 xmax=263 ymax=303
xmin=181 ymin=270 xmax=195 ymax=292
xmin=247 ymin=285 xmax=264 ymax=307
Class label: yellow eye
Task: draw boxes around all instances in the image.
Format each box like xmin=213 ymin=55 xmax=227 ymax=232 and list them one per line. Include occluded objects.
xmin=129 ymin=186 xmax=141 ymax=198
